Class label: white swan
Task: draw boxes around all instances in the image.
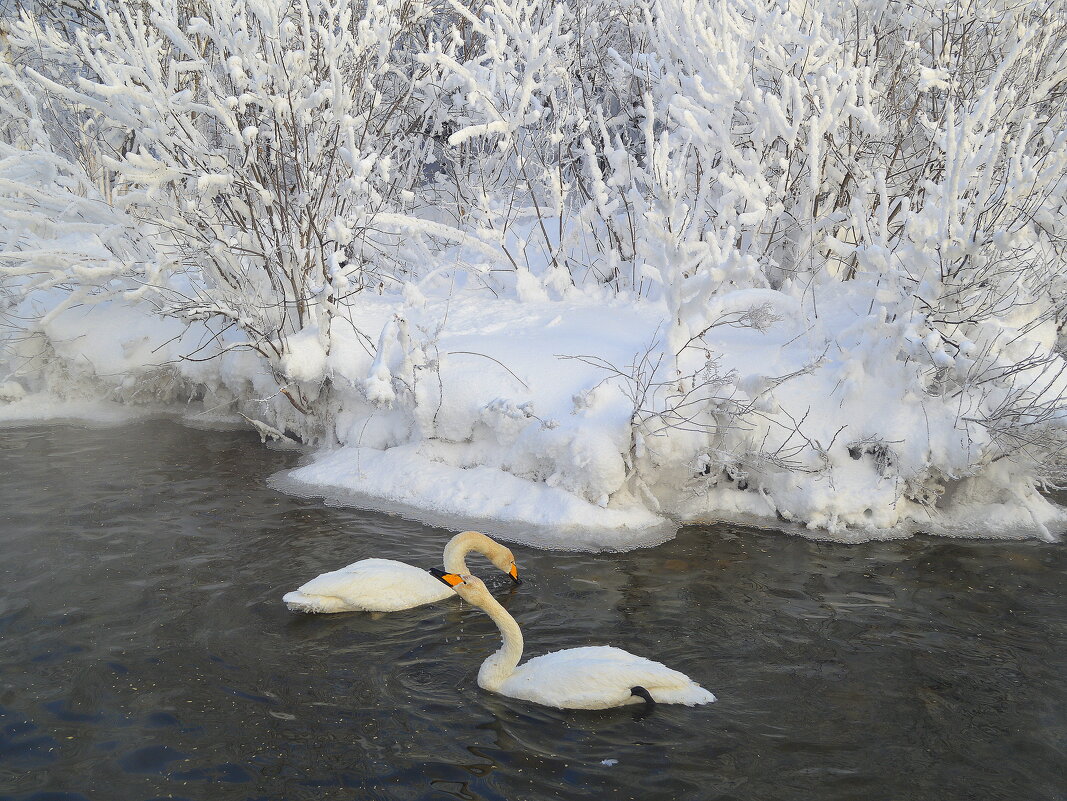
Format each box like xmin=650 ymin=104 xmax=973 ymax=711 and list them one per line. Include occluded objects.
xmin=283 ymin=531 xmax=520 ymax=613
xmin=430 ymin=571 xmax=715 ymax=710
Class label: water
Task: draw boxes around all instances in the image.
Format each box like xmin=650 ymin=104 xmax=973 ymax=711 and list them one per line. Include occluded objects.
xmin=1 ymin=421 xmax=1065 ymax=801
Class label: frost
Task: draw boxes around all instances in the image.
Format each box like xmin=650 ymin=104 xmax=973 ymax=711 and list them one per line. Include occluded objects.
xmin=196 ymin=174 xmax=234 ymax=197
xmin=918 ymin=66 xmax=952 ymax=92
xmin=0 ymin=380 xmax=26 ymax=402
xmin=2 ymin=0 xmax=1067 ymax=545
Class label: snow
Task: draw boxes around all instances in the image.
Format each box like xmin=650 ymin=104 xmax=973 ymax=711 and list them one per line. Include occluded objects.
xmin=277 ymin=444 xmax=669 ymax=551
xmin=0 ymin=393 xmax=159 ymax=426
xmin=4 ymin=281 xmax=1065 ymax=548
xmin=279 ymin=326 xmax=328 ymax=383
xmin=2 ymin=0 xmax=1067 ymax=550
xmin=0 ymin=380 xmax=25 ymax=402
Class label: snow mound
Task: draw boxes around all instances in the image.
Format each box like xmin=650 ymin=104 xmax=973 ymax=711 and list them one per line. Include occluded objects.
xmin=6 ymin=284 xmax=1067 ymax=547
xmin=0 ymin=393 xmax=160 ymax=426
xmin=275 ymin=445 xmax=672 ymax=551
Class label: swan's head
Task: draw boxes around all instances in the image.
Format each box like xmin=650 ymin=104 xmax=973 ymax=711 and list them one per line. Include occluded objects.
xmin=490 ymin=546 xmax=520 ymax=584
xmin=448 ymin=531 xmax=521 ymax=583
xmin=429 ymin=571 xmax=493 ymax=603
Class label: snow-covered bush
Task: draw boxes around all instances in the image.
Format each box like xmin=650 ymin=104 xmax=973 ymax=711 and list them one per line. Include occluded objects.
xmin=3 ymin=0 xmax=1067 ymax=538
xmin=0 ymin=0 xmax=464 ymax=420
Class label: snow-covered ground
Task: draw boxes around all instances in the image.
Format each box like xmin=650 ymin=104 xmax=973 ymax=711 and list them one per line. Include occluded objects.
xmin=3 ymin=0 xmax=1067 ymax=549
xmin=3 ymin=275 xmax=1064 ymax=549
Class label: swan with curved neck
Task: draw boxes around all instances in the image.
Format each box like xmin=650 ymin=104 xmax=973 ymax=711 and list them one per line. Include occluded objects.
xmin=283 ymin=531 xmax=519 ymax=613
xmin=431 ymin=571 xmax=715 ymax=710
xmin=441 ymin=531 xmax=518 ymax=577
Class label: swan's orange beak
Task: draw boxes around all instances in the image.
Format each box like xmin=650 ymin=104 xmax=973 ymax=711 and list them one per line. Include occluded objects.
xmin=429 ymin=568 xmax=464 ymax=587
xmin=508 ymin=564 xmax=520 ymax=584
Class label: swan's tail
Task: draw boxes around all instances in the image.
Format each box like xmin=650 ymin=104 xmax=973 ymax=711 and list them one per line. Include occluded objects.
xmin=283 ymin=591 xmax=349 ymax=613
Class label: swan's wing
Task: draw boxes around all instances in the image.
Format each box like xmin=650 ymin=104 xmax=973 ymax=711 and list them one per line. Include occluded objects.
xmin=284 ymin=558 xmax=454 ymax=612
xmin=295 ymin=559 xmax=416 ymax=594
xmin=501 ymin=646 xmax=715 ymax=709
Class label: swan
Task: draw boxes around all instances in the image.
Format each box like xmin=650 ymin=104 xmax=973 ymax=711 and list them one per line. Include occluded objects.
xmin=283 ymin=531 xmax=520 ymax=613
xmin=430 ymin=570 xmax=716 ymax=710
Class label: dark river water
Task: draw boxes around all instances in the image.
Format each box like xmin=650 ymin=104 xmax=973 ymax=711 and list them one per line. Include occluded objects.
xmin=1 ymin=421 xmax=1065 ymax=801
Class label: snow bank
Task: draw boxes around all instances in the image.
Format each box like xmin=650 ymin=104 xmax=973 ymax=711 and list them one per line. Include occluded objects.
xmin=275 ymin=445 xmax=670 ymax=551
xmin=5 ymin=278 xmax=1063 ymax=549
xmin=0 ymin=393 xmax=158 ymax=426
xmin=4 ymin=0 xmax=1067 ymax=549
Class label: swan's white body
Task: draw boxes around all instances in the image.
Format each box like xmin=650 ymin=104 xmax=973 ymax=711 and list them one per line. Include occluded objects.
xmin=283 ymin=558 xmax=454 ymax=613
xmin=283 ymin=531 xmax=517 ymax=613
xmin=445 ymin=573 xmax=715 ymax=710
xmin=492 ymin=646 xmax=715 ymax=709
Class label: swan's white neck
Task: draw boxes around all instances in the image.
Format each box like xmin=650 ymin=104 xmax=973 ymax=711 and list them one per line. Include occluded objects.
xmin=442 ymin=531 xmax=502 ymax=574
xmin=470 ymin=591 xmax=523 ymax=692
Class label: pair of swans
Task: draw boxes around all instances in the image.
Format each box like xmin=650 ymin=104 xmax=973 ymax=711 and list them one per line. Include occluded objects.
xmin=285 ymin=531 xmax=714 ymax=710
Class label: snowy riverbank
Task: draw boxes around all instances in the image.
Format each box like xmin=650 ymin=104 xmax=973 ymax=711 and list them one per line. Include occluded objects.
xmin=3 ymin=276 xmax=1065 ymax=547
xmin=3 ymin=0 xmax=1067 ymax=546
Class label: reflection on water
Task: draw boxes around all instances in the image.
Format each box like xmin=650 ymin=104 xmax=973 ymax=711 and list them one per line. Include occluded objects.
xmin=1 ymin=421 xmax=1066 ymax=800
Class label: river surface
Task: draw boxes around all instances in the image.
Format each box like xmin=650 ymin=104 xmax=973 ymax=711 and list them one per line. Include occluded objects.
xmin=1 ymin=421 xmax=1065 ymax=801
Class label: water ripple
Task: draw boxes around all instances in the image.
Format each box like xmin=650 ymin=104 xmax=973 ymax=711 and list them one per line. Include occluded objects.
xmin=0 ymin=422 xmax=1065 ymax=800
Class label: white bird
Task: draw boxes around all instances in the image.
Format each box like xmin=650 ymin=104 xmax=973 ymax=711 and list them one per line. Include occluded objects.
xmin=430 ymin=571 xmax=715 ymax=710
xmin=283 ymin=531 xmax=520 ymax=613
